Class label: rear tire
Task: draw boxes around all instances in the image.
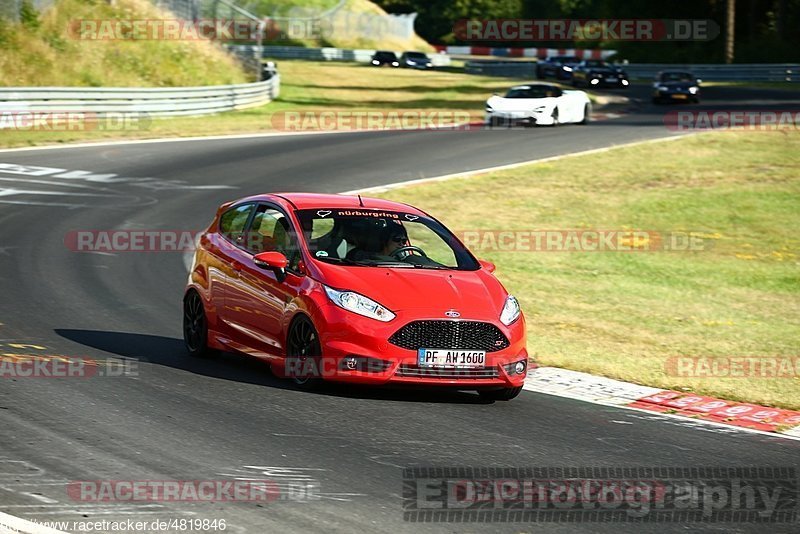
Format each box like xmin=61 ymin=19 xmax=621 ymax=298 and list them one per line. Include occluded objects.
xmin=286 ymin=316 xmax=323 ymax=390
xmin=183 ymin=291 xmax=217 ymax=358
xmin=479 ymin=386 xmax=523 ymax=401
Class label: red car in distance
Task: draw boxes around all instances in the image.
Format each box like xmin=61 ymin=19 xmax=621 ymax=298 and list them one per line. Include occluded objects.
xmin=183 ymin=193 xmax=528 ymax=400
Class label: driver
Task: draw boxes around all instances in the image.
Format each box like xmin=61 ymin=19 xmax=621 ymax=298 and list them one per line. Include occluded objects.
xmin=380 ymin=221 xmax=410 ymax=258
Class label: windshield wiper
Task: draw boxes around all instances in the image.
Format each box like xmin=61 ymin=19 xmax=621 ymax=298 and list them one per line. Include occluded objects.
xmin=316 ymin=257 xmax=413 ymax=268
xmin=411 ymin=263 xmax=450 ymax=270
xmin=315 ymin=257 xmax=360 ymax=265
xmin=355 ymin=260 xmax=415 ymax=268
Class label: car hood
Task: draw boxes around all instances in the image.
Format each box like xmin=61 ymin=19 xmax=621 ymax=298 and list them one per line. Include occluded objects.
xmin=313 ymin=262 xmax=509 ymax=318
xmin=488 ymin=95 xmax=554 ymax=110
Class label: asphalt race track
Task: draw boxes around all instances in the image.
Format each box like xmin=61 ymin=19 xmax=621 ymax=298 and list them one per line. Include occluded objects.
xmin=1 ymin=84 xmax=799 ymax=533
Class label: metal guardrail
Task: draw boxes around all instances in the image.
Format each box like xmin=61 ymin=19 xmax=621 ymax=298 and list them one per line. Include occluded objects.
xmin=0 ymin=77 xmax=280 ymax=117
xmin=622 ymin=64 xmax=798 ymax=82
xmin=229 ymin=45 xmax=452 ymax=67
xmin=465 ymin=61 xmax=799 ymax=82
xmin=465 ymin=61 xmax=536 ymax=78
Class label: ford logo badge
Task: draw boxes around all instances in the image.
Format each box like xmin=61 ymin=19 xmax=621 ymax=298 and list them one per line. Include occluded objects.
xmin=445 ymin=310 xmax=460 ymax=318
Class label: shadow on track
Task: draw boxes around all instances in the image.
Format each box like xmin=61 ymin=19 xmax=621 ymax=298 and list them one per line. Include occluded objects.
xmin=54 ymin=329 xmax=494 ymax=405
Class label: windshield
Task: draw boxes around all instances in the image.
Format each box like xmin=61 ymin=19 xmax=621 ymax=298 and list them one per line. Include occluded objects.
xmin=660 ymin=72 xmax=694 ymax=82
xmin=584 ymin=60 xmax=610 ymax=68
xmin=405 ymin=52 xmax=428 ymax=59
xmin=296 ymin=209 xmax=479 ymax=270
xmin=505 ymin=86 xmax=561 ymax=98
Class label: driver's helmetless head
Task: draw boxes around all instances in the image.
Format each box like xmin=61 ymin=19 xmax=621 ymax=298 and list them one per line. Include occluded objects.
xmin=381 ymin=221 xmax=409 ymax=256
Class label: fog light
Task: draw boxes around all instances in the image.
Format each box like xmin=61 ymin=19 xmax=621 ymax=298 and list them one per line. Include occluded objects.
xmin=503 ymin=360 xmax=527 ymax=375
xmin=344 ymin=356 xmax=358 ymax=370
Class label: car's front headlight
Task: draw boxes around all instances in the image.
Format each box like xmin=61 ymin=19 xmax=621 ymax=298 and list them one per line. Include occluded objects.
xmin=500 ymin=295 xmax=521 ymax=326
xmin=485 ymin=103 xmax=494 ymax=112
xmin=324 ymin=285 xmax=395 ymax=322
xmin=562 ymin=66 xmax=573 ymax=72
xmin=689 ymin=86 xmax=699 ymax=94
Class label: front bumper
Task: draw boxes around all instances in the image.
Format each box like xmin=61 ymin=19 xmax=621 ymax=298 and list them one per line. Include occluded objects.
xmin=654 ymin=90 xmax=697 ymax=100
xmin=485 ymin=110 xmax=553 ymax=127
xmin=588 ymin=76 xmax=629 ymax=87
xmin=308 ymin=304 xmax=528 ymax=388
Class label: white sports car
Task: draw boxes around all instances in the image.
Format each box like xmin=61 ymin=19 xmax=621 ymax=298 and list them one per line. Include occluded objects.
xmin=485 ymin=84 xmax=592 ymax=127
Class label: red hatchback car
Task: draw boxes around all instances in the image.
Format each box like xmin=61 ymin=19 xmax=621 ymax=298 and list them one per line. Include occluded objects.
xmin=183 ymin=193 xmax=528 ymax=400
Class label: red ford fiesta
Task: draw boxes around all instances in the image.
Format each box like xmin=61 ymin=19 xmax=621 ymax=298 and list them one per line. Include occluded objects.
xmin=183 ymin=193 xmax=528 ymax=400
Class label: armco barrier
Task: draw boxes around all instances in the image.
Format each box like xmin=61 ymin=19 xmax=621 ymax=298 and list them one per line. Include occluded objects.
xmin=434 ymin=45 xmax=615 ymax=60
xmin=0 ymin=76 xmax=280 ymax=118
xmin=623 ymin=63 xmax=798 ymax=82
xmin=465 ymin=60 xmax=798 ymax=82
xmin=229 ymin=45 xmax=451 ymax=67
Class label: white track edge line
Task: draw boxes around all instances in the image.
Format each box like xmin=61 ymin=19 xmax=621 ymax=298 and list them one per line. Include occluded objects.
xmin=342 ymin=133 xmax=692 ymax=195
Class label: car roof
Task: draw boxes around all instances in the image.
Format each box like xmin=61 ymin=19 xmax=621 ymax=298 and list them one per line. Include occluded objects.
xmin=229 ymin=192 xmax=428 ymax=216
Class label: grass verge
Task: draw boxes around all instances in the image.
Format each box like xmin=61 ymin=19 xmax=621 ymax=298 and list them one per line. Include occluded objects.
xmin=0 ymin=60 xmax=526 ymax=148
xmin=374 ymin=131 xmax=800 ymax=410
xmin=0 ymin=0 xmax=248 ymax=87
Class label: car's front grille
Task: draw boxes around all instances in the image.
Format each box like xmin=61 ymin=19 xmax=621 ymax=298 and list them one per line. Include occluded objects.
xmin=388 ymin=320 xmax=510 ymax=352
xmin=396 ymin=365 xmax=499 ymax=379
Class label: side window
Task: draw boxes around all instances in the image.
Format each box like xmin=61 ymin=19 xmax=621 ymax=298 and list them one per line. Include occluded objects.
xmin=219 ymin=204 xmax=254 ymax=243
xmin=245 ymin=206 xmax=302 ymax=271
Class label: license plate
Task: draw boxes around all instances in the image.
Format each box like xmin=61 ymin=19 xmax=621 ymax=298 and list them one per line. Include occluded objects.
xmin=418 ymin=349 xmax=486 ymax=368
xmin=672 ymin=94 xmax=688 ymax=99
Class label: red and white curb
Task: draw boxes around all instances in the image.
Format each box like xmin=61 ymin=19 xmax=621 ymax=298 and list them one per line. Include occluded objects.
xmin=525 ymin=367 xmax=800 ymax=439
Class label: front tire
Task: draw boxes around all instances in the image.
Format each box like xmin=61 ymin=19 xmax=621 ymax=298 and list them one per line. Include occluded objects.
xmin=579 ymin=103 xmax=591 ymax=124
xmin=479 ymin=386 xmax=523 ymax=401
xmin=550 ymin=108 xmax=559 ymax=126
xmin=183 ymin=291 xmax=217 ymax=358
xmin=286 ymin=316 xmax=323 ymax=390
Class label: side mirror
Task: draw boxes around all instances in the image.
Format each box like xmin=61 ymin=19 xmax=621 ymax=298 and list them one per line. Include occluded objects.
xmin=479 ymin=259 xmax=496 ymax=273
xmin=254 ymin=251 xmax=288 ymax=282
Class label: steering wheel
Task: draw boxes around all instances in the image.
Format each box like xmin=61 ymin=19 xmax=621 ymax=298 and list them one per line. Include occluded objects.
xmin=391 ymin=245 xmax=426 ymax=260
